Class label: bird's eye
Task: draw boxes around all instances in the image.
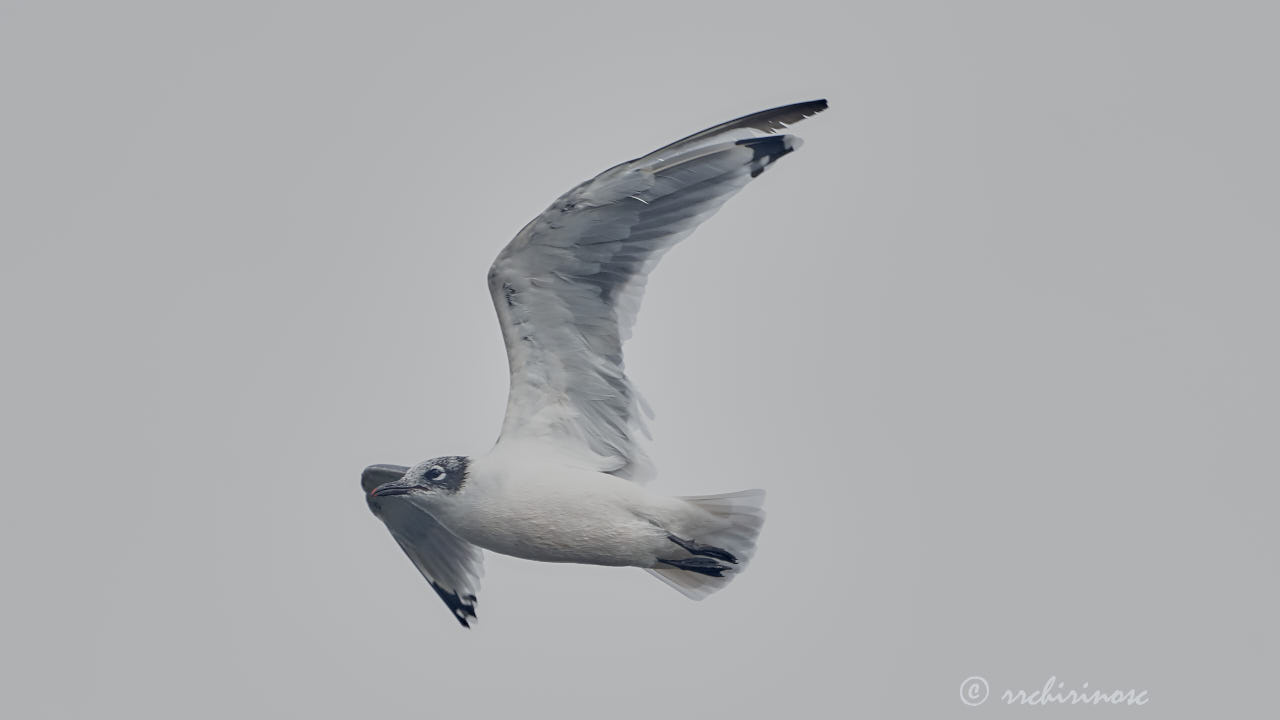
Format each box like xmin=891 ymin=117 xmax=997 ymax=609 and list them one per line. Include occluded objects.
xmin=427 ymin=467 xmax=445 ymax=481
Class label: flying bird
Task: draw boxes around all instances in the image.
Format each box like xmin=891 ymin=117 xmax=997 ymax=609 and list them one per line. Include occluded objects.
xmin=363 ymin=99 xmax=827 ymax=627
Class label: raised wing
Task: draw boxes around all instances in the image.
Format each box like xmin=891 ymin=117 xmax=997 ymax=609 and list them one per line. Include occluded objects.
xmin=363 ymin=464 xmax=485 ymax=627
xmin=488 ymin=100 xmax=826 ymax=480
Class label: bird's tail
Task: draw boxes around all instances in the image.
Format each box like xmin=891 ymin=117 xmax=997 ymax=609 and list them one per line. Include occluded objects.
xmin=645 ymin=489 xmax=766 ymax=600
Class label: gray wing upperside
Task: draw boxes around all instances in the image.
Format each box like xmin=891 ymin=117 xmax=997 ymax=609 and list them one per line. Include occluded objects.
xmin=488 ymin=100 xmax=828 ymax=482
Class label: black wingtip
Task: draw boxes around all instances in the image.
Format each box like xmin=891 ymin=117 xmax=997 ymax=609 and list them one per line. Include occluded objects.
xmin=430 ymin=580 xmax=478 ymax=629
xmin=735 ymin=135 xmax=798 ymax=177
xmin=781 ymin=99 xmax=828 ymax=127
xmin=636 ymin=98 xmax=829 ymax=165
xmin=791 ymin=98 xmax=829 ymax=117
xmin=741 ymin=98 xmax=829 ymax=133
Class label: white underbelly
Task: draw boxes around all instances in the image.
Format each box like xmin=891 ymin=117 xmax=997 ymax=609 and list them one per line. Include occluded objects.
xmin=439 ymin=470 xmax=674 ymax=567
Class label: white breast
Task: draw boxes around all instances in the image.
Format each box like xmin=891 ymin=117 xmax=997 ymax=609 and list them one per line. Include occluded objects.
xmin=431 ymin=450 xmax=672 ymax=567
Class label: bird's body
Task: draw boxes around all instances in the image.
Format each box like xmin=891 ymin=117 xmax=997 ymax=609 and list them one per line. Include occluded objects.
xmin=362 ymin=100 xmax=826 ymax=626
xmin=421 ymin=447 xmax=696 ymax=567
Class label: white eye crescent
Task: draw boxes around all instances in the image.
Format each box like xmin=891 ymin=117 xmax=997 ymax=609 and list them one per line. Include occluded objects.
xmin=427 ymin=466 xmax=445 ymax=481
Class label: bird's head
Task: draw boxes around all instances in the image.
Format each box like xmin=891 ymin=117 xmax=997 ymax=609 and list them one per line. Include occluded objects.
xmin=364 ymin=456 xmax=470 ymax=503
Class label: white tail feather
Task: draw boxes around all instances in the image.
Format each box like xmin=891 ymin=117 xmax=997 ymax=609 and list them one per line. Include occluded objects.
xmin=645 ymin=489 xmax=766 ymax=600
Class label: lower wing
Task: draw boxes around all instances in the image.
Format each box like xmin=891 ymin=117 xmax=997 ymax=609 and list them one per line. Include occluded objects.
xmin=363 ymin=464 xmax=485 ymax=628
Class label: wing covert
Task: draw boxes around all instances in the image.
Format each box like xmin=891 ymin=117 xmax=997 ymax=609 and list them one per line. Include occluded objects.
xmin=488 ymin=101 xmax=827 ymax=481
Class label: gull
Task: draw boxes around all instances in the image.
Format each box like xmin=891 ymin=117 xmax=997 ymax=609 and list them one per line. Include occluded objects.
xmin=363 ymin=99 xmax=827 ymax=627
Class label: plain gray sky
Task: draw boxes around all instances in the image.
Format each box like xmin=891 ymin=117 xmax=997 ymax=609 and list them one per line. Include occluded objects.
xmin=2 ymin=1 xmax=1276 ymax=717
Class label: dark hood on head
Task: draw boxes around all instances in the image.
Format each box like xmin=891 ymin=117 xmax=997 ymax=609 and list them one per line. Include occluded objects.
xmin=425 ymin=456 xmax=470 ymax=494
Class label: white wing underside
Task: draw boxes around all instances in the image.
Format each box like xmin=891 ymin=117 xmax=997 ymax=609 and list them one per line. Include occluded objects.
xmin=488 ymin=100 xmax=827 ymax=481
